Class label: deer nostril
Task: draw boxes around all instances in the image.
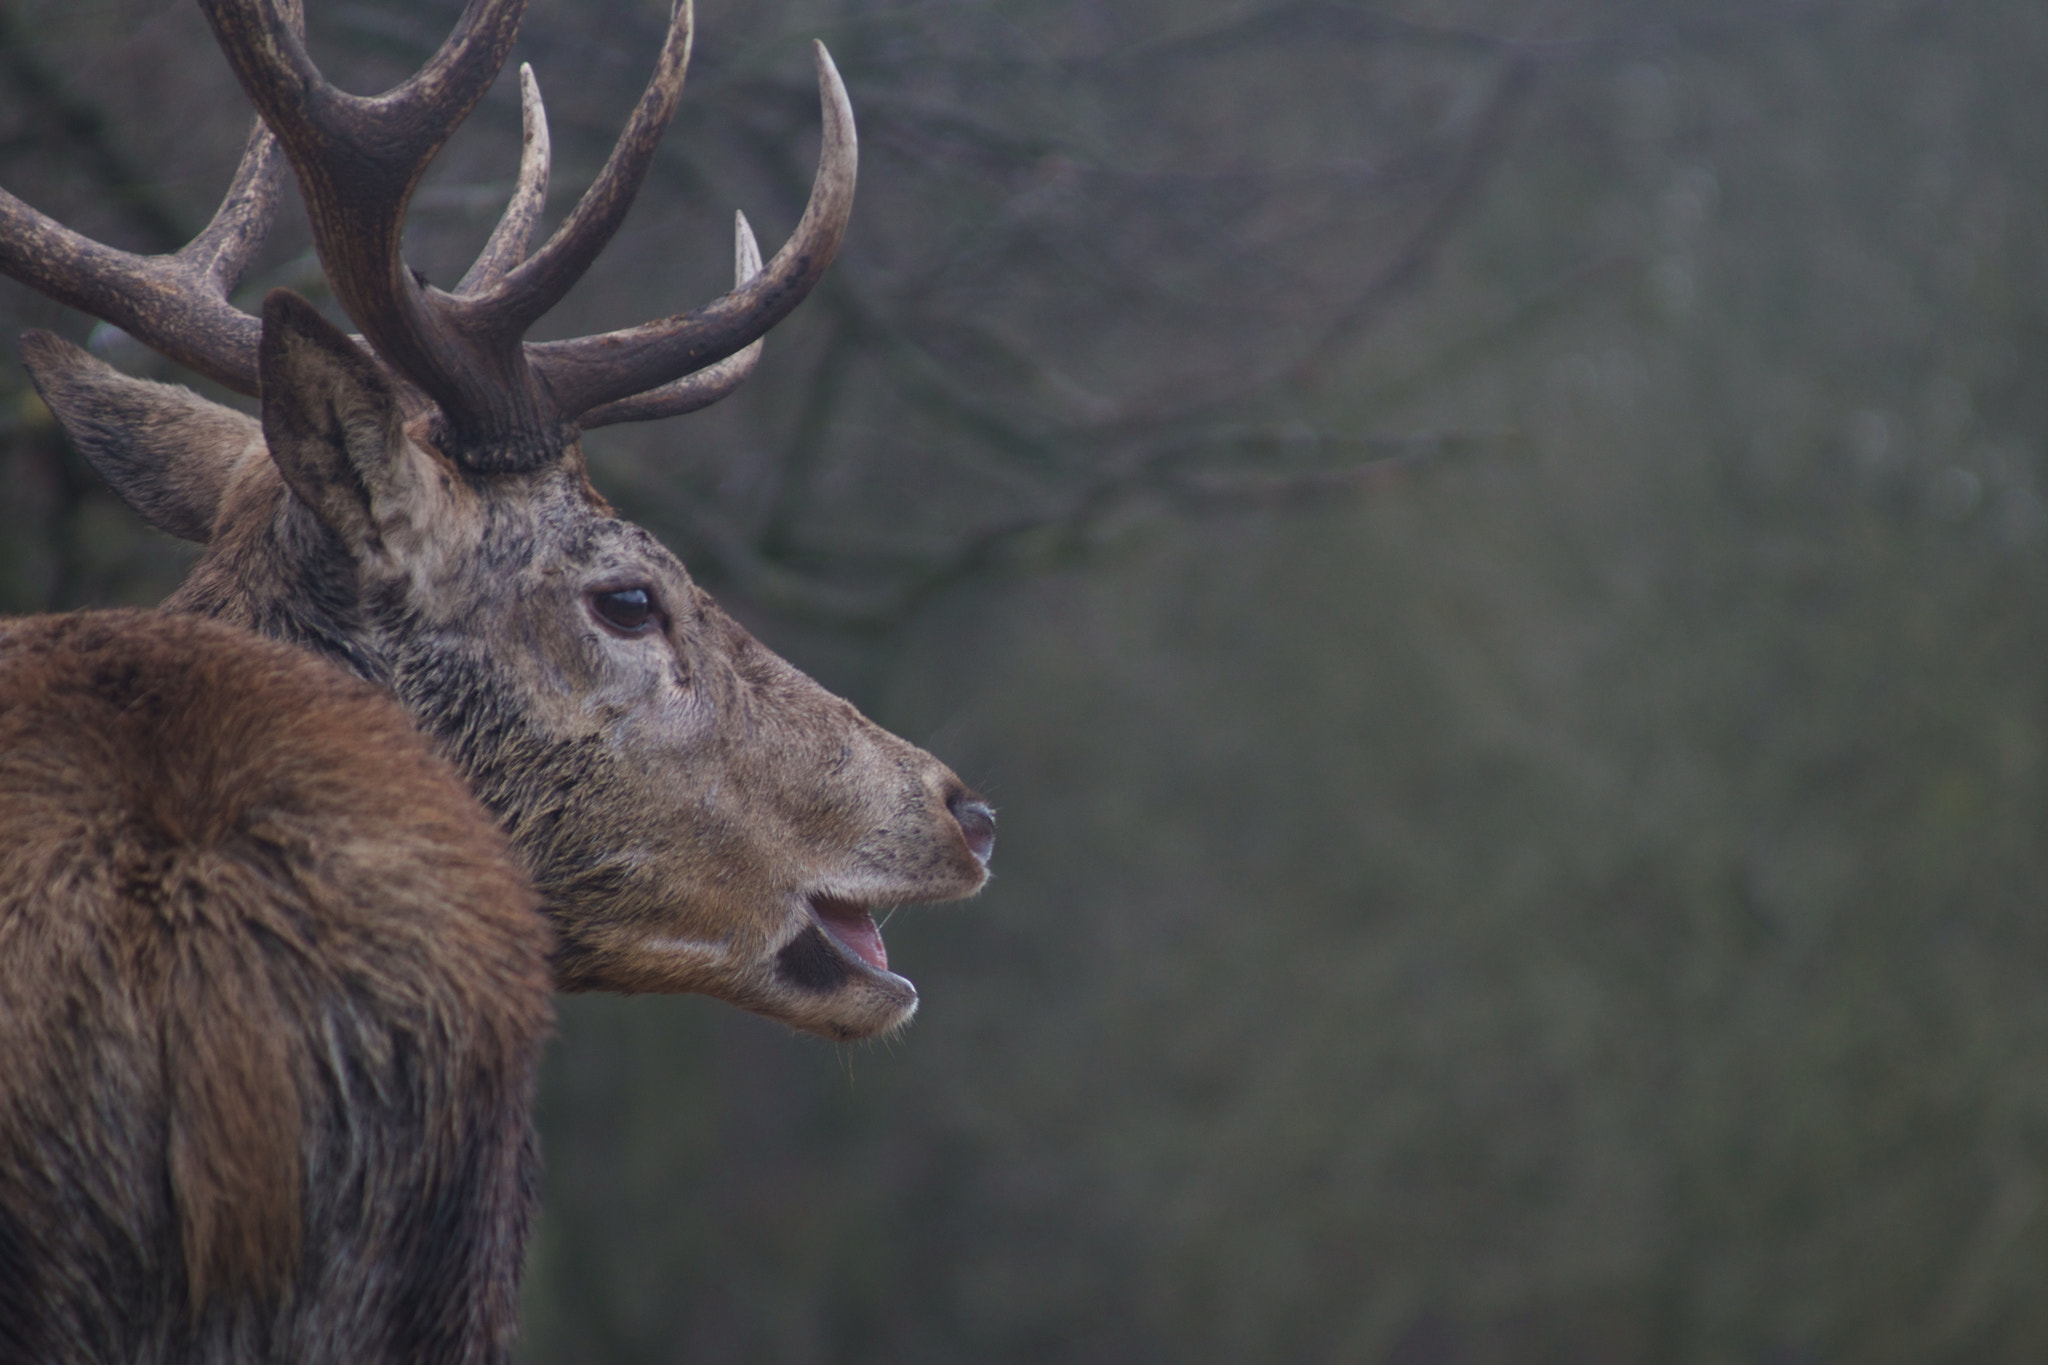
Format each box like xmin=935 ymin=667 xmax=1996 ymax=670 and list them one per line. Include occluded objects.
xmin=948 ymin=794 xmax=996 ymax=867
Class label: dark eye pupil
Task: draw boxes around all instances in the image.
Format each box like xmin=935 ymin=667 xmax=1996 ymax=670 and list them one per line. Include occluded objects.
xmin=593 ymin=587 xmax=653 ymax=631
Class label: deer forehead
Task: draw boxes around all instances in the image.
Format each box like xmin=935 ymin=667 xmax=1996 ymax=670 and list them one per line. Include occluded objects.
xmin=389 ymin=468 xmax=672 ymax=596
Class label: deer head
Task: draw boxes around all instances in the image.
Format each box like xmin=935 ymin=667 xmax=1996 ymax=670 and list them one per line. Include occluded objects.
xmin=0 ymin=0 xmax=994 ymax=1041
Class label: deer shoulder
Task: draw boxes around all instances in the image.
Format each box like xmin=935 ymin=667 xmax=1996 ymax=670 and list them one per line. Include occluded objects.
xmin=0 ymin=609 xmax=551 ymax=1364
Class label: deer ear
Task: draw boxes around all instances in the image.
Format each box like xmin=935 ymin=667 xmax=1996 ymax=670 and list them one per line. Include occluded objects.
xmin=20 ymin=331 xmax=264 ymax=544
xmin=257 ymin=289 xmax=418 ymax=553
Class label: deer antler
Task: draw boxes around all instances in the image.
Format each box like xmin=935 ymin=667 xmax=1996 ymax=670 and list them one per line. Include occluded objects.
xmin=456 ymin=62 xmax=551 ymax=297
xmin=0 ymin=113 xmax=286 ymax=395
xmin=576 ymin=211 xmax=768 ymax=428
xmin=1 ymin=0 xmax=853 ymax=472
xmin=520 ymin=41 xmax=857 ymax=426
xmin=194 ymin=0 xmax=855 ymax=469
xmin=449 ymin=63 xmax=766 ymax=427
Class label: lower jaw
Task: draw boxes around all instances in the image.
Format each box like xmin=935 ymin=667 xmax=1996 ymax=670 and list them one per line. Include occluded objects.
xmin=766 ymin=966 xmax=920 ymax=1041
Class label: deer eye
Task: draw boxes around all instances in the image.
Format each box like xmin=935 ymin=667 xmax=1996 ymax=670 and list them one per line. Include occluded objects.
xmin=590 ymin=587 xmax=657 ymax=634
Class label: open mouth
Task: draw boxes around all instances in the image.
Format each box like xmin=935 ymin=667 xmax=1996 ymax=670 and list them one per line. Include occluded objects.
xmin=810 ymin=894 xmax=890 ymax=972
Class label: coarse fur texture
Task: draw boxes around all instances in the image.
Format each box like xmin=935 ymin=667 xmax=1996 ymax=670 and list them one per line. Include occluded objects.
xmin=8 ymin=0 xmax=993 ymax=1050
xmin=0 ymin=610 xmax=553 ymax=1365
xmin=0 ymin=1 xmax=995 ymax=1353
xmin=25 ymin=294 xmax=994 ymax=1043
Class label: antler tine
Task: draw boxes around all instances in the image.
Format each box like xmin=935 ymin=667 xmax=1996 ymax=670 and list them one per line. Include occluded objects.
xmin=178 ymin=119 xmax=290 ymax=298
xmin=529 ymin=42 xmax=857 ymax=426
xmin=578 ymin=211 xmax=764 ymax=428
xmin=460 ymin=0 xmax=694 ymax=335
xmin=197 ymin=0 xmax=535 ymax=445
xmin=0 ymin=112 xmax=289 ymax=395
xmin=182 ymin=0 xmax=299 ymax=302
xmin=457 ymin=63 xmax=551 ymax=297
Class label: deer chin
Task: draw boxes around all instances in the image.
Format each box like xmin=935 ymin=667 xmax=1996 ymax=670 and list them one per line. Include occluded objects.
xmin=743 ymin=893 xmax=920 ymax=1041
xmin=551 ymin=891 xmax=919 ymax=1039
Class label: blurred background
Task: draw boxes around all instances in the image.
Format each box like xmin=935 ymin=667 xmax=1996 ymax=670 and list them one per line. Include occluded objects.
xmin=4 ymin=0 xmax=2048 ymax=1359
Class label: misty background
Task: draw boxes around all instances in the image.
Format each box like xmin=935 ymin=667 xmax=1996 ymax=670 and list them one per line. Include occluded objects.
xmin=2 ymin=0 xmax=2046 ymax=1360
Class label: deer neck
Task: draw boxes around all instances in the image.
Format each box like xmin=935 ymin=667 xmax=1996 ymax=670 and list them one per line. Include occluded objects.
xmin=164 ymin=469 xmax=394 ymax=688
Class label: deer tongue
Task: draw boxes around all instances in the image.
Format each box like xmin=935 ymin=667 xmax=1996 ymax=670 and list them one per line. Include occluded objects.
xmin=812 ymin=896 xmax=888 ymax=972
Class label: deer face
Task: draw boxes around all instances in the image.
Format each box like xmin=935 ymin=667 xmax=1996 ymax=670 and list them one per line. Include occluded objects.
xmin=25 ymin=300 xmax=993 ymax=1041
xmin=382 ymin=461 xmax=995 ymax=1040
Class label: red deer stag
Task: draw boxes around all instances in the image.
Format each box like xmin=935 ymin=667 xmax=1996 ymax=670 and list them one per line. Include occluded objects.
xmin=3 ymin=0 xmax=996 ymax=1029
xmin=0 ymin=0 xmax=993 ymax=1357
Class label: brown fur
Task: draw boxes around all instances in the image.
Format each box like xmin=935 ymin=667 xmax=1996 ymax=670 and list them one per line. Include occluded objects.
xmin=0 ymin=610 xmax=552 ymax=1363
xmin=26 ymin=289 xmax=994 ymax=1044
xmin=2 ymin=5 xmax=993 ymax=1350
